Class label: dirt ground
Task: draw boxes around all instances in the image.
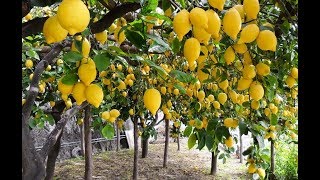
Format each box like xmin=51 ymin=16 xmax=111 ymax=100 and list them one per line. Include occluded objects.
xmin=54 ymin=138 xmax=250 ymax=180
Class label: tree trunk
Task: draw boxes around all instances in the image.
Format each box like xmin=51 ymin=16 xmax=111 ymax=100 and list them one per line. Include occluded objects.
xmin=133 ymin=116 xmax=138 ymax=180
xmin=177 ymin=134 xmax=180 ymax=151
xmin=163 ymin=119 xmax=169 ymax=168
xmin=84 ymin=106 xmax=93 ymax=180
xmin=80 ymin=123 xmax=85 ymax=156
xmin=239 ymin=132 xmax=243 ymax=163
xmin=210 ymin=152 xmax=218 ymax=176
xmin=44 ymin=132 xmax=62 ymax=180
xmin=141 ymin=137 xmax=149 ymax=158
xmin=270 ymin=140 xmax=276 ymax=180
xmin=116 ymin=122 xmax=120 ymax=151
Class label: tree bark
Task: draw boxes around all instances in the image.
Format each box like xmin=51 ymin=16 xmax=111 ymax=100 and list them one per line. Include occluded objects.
xmin=163 ymin=119 xmax=169 ymax=168
xmin=80 ymin=123 xmax=85 ymax=156
xmin=177 ymin=134 xmax=180 ymax=151
xmin=44 ymin=132 xmax=62 ymax=180
xmin=84 ymin=106 xmax=93 ymax=180
xmin=116 ymin=122 xmax=120 ymax=151
xmin=133 ymin=116 xmax=138 ymax=180
xmin=141 ymin=137 xmax=149 ymax=158
xmin=270 ymin=140 xmax=276 ymax=180
xmin=239 ymin=132 xmax=243 ymax=163
xmin=210 ymin=152 xmax=218 ymax=176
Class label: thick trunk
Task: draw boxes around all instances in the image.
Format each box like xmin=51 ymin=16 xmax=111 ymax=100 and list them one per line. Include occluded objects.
xmin=177 ymin=134 xmax=180 ymax=151
xmin=133 ymin=116 xmax=138 ymax=180
xmin=210 ymin=152 xmax=218 ymax=175
xmin=141 ymin=137 xmax=149 ymax=158
xmin=84 ymin=106 xmax=93 ymax=180
xmin=239 ymin=132 xmax=243 ymax=163
xmin=116 ymin=122 xmax=120 ymax=151
xmin=80 ymin=123 xmax=85 ymax=156
xmin=270 ymin=140 xmax=276 ymax=180
xmin=44 ymin=132 xmax=62 ymax=180
xmin=163 ymin=119 xmax=169 ymax=168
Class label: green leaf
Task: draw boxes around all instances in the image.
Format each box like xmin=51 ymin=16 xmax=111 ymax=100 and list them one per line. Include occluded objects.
xmin=101 ymin=124 xmax=114 ymax=140
xmin=26 ymin=50 xmax=40 ymax=60
xmin=169 ymin=70 xmax=198 ymax=83
xmin=218 ymin=153 xmax=225 ymax=159
xmin=81 ymin=28 xmax=90 ymax=36
xmin=28 ymin=118 xmax=36 ymax=129
xmin=201 ymin=68 xmax=210 ymax=75
xmin=115 ymin=56 xmax=128 ymax=68
xmin=183 ymin=125 xmax=193 ymax=137
xmin=239 ymin=121 xmax=249 ymax=135
xmin=93 ymin=53 xmax=111 ymax=72
xmin=107 ymin=46 xmax=127 ymax=56
xmin=145 ymin=13 xmax=172 ymax=24
xmin=266 ymin=88 xmax=275 ymax=102
xmin=207 ymin=118 xmax=218 ymax=132
xmin=197 ymin=133 xmax=206 ymax=150
xmin=141 ymin=0 xmax=158 ymax=14
xmin=61 ymin=73 xmax=78 ymax=85
xmin=146 ymin=34 xmax=171 ymax=51
xmin=63 ymin=51 xmax=83 ymax=63
xmin=173 ymin=83 xmax=186 ymax=94
xmin=143 ymin=59 xmax=168 ymax=77
xmin=188 ymin=133 xmax=197 ymax=149
xmin=216 ymin=126 xmax=229 ymax=142
xmin=177 ymin=0 xmax=186 ymax=8
xmin=270 ymin=114 xmax=278 ymax=125
xmin=162 ymin=0 xmax=171 ymax=11
xmin=205 ymin=134 xmax=214 ymax=150
xmin=242 ymin=146 xmax=253 ymax=156
xmin=255 ymin=135 xmax=265 ymax=148
xmin=242 ymin=101 xmax=250 ymax=108
xmin=44 ymin=114 xmax=55 ymax=126
xmin=149 ymin=44 xmax=167 ymax=53
xmin=125 ymin=29 xmax=146 ymax=49
xmin=172 ymin=37 xmax=181 ymax=54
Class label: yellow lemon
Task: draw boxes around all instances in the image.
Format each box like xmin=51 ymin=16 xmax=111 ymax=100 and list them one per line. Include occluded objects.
xmin=237 ymin=24 xmax=260 ymax=44
xmin=224 ymin=46 xmax=235 ymax=65
xmin=233 ymin=43 xmax=247 ymax=54
xmin=57 ymin=0 xmax=90 ymax=35
xmin=114 ymin=27 xmax=126 ymax=45
xmin=101 ymin=111 xmax=110 ymax=120
xmin=43 ymin=15 xmax=68 ymax=44
xmin=25 ymin=59 xmax=33 ymax=69
xmin=233 ymin=5 xmax=245 ymax=20
xmin=218 ymin=92 xmax=227 ymax=105
xmin=249 ymin=81 xmax=264 ymax=101
xmin=256 ymin=30 xmax=277 ymax=51
xmin=222 ymin=8 xmax=241 ymax=40
xmin=110 ymin=109 xmax=120 ymax=118
xmin=248 ymin=163 xmax=256 ymax=173
xmin=229 ymin=90 xmax=238 ymax=103
xmin=224 ymin=118 xmax=234 ymax=128
xmin=58 ymin=79 xmax=74 ymax=95
xmin=197 ymin=90 xmax=206 ymax=102
xmin=85 ymin=84 xmax=103 ymax=108
xmin=208 ymin=94 xmax=215 ymax=102
xmin=291 ymin=67 xmax=298 ymax=79
xmin=243 ymin=51 xmax=252 ymax=65
xmin=225 ymin=136 xmax=233 ymax=148
xmin=95 ymin=30 xmax=108 ymax=44
xmin=251 ymin=100 xmax=260 ymax=110
xmin=237 ymin=77 xmax=252 ymax=91
xmin=213 ymin=101 xmax=220 ymax=109
xmin=242 ymin=65 xmax=256 ymax=79
xmin=184 ymin=38 xmax=201 ymax=66
xmin=218 ymin=79 xmax=229 ymax=90
xmin=208 ymin=0 xmax=226 ymax=11
xmin=205 ymin=10 xmax=221 ymax=38
xmin=193 ymin=26 xmax=211 ymax=45
xmin=243 ymin=0 xmax=260 ymax=20
xmin=285 ymin=76 xmax=296 ymax=88
xmin=143 ymin=89 xmax=161 ymax=116
xmin=72 ymin=81 xmax=87 ymax=105
xmin=173 ymin=9 xmax=191 ymax=41
xmin=257 ymin=168 xmax=265 ymax=178
xmin=78 ymin=61 xmax=97 ymax=86
xmin=189 ymin=7 xmax=208 ymax=29
xmin=256 ymin=62 xmax=270 ymax=76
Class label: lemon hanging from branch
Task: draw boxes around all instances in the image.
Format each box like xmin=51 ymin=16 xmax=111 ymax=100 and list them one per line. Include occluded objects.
xmin=173 ymin=9 xmax=191 ymax=41
xmin=222 ymin=8 xmax=241 ymax=40
xmin=85 ymin=84 xmax=104 ymax=108
xmin=256 ymin=30 xmax=277 ymax=51
xmin=143 ymin=88 xmax=161 ymax=116
xmin=184 ymin=38 xmax=201 ymax=67
xmin=43 ymin=15 xmax=68 ymax=44
xmin=208 ymin=0 xmax=226 ymax=11
xmin=243 ymin=0 xmax=260 ymax=20
xmin=57 ymin=0 xmax=90 ymax=35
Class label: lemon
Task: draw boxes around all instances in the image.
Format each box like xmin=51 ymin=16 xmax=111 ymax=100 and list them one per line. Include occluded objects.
xmin=101 ymin=111 xmax=110 ymax=120
xmin=197 ymin=46 xmax=209 ymax=65
xmin=160 ymin=87 xmax=166 ymax=95
xmin=269 ymin=125 xmax=276 ymax=131
xmin=72 ymin=82 xmax=87 ymax=105
xmin=237 ymin=77 xmax=252 ymax=91
xmin=213 ymin=101 xmax=220 ymax=109
xmin=129 ymin=109 xmax=134 ymax=116
xmin=43 ymin=15 xmax=68 ymax=44
xmin=232 ymin=119 xmax=239 ymax=128
xmin=127 ymin=79 xmax=134 ymax=86
xmin=264 ymin=108 xmax=271 ymax=117
xmin=222 ymin=8 xmax=241 ymax=40
xmin=291 ymin=67 xmax=298 ymax=79
xmin=256 ymin=62 xmax=270 ymax=76
xmin=271 ymin=106 xmax=278 ymax=114
xmin=58 ymin=79 xmax=74 ymax=95
xmin=270 ymin=132 xmax=276 ymax=139
xmin=285 ymin=76 xmax=296 ymax=88
xmin=167 ymin=100 xmax=173 ymax=108
xmin=212 ymin=84 xmax=218 ymax=91
xmin=248 ymin=163 xmax=256 ymax=173
xmin=186 ymin=88 xmax=193 ymax=97
xmin=225 ymin=136 xmax=233 ymax=148
xmin=94 ymin=30 xmax=108 ymax=45
xmin=164 ymin=7 xmax=172 ymax=17
xmin=189 ymin=7 xmax=208 ymax=29
xmin=173 ymin=88 xmax=180 ymax=96
xmin=49 ymin=101 xmax=55 ymax=107
xmin=117 ymin=80 xmax=126 ymax=90
xmin=193 ymin=26 xmax=211 ymax=45
xmin=256 ymin=30 xmax=277 ymax=51
xmin=233 ymin=43 xmax=247 ymax=54
xmin=85 ymin=84 xmax=103 ymax=108
xmin=237 ymin=24 xmax=259 ymax=44
xmin=242 ymin=65 xmax=256 ymax=79
xmin=208 ymin=0 xmax=226 ymax=11
xmin=229 ymin=90 xmax=238 ymax=103
xmin=233 ymin=5 xmax=244 ymax=20
xmin=57 ymin=59 xmax=64 ymax=66
xmin=218 ymin=79 xmax=229 ymax=90
xmin=243 ymin=0 xmax=260 ymax=20
xmin=25 ymin=13 xmax=32 ymax=21
xmin=249 ymin=81 xmax=264 ymax=101
xmin=184 ymin=38 xmax=201 ymax=66
xmin=205 ymin=10 xmax=221 ymax=38
xmin=257 ymin=168 xmax=266 ymax=178
xmin=114 ymin=27 xmax=126 ymax=45
xmin=61 ymin=94 xmax=69 ymax=101
xmin=218 ymin=92 xmax=227 ymax=105
xmin=173 ymin=9 xmax=191 ymax=41
xmin=78 ymin=61 xmax=97 ymax=86
xmin=110 ymin=109 xmax=120 ymax=117
xmin=57 ymin=0 xmax=90 ymax=35
xmin=251 ymin=100 xmax=260 ymax=110
xmin=224 ymin=118 xmax=234 ymax=128
xmin=234 ymin=60 xmax=244 ymax=71
xmin=25 ymin=59 xmax=33 ymax=69
xmin=243 ymin=51 xmax=252 ymax=65
xmin=143 ymin=88 xmax=161 ymax=116
xmin=65 ymin=99 xmax=73 ymax=109
xmin=224 ymin=46 xmax=235 ymax=65
xmin=46 ymin=65 xmax=51 ymax=71
xmin=81 ymin=38 xmax=91 ymax=57
xmin=197 ymin=90 xmax=206 ymax=102
xmin=197 ymin=69 xmax=209 ymax=82
xmin=208 ymin=94 xmax=215 ymax=102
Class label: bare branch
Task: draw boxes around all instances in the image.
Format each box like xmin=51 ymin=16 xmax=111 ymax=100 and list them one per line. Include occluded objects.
xmin=22 ymin=17 xmax=48 ymax=38
xmin=97 ymin=0 xmax=114 ymax=10
xmin=39 ymin=102 xmax=89 ymax=160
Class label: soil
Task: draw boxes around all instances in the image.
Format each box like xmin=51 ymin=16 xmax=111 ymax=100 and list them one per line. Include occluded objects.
xmin=54 ymin=138 xmax=250 ymax=180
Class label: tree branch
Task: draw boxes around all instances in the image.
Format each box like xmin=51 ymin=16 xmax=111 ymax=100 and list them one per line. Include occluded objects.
xmin=39 ymin=102 xmax=89 ymax=160
xmin=22 ymin=17 xmax=48 ymax=38
xmin=97 ymin=0 xmax=115 ymax=10
xmin=90 ymin=2 xmax=141 ymax=34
